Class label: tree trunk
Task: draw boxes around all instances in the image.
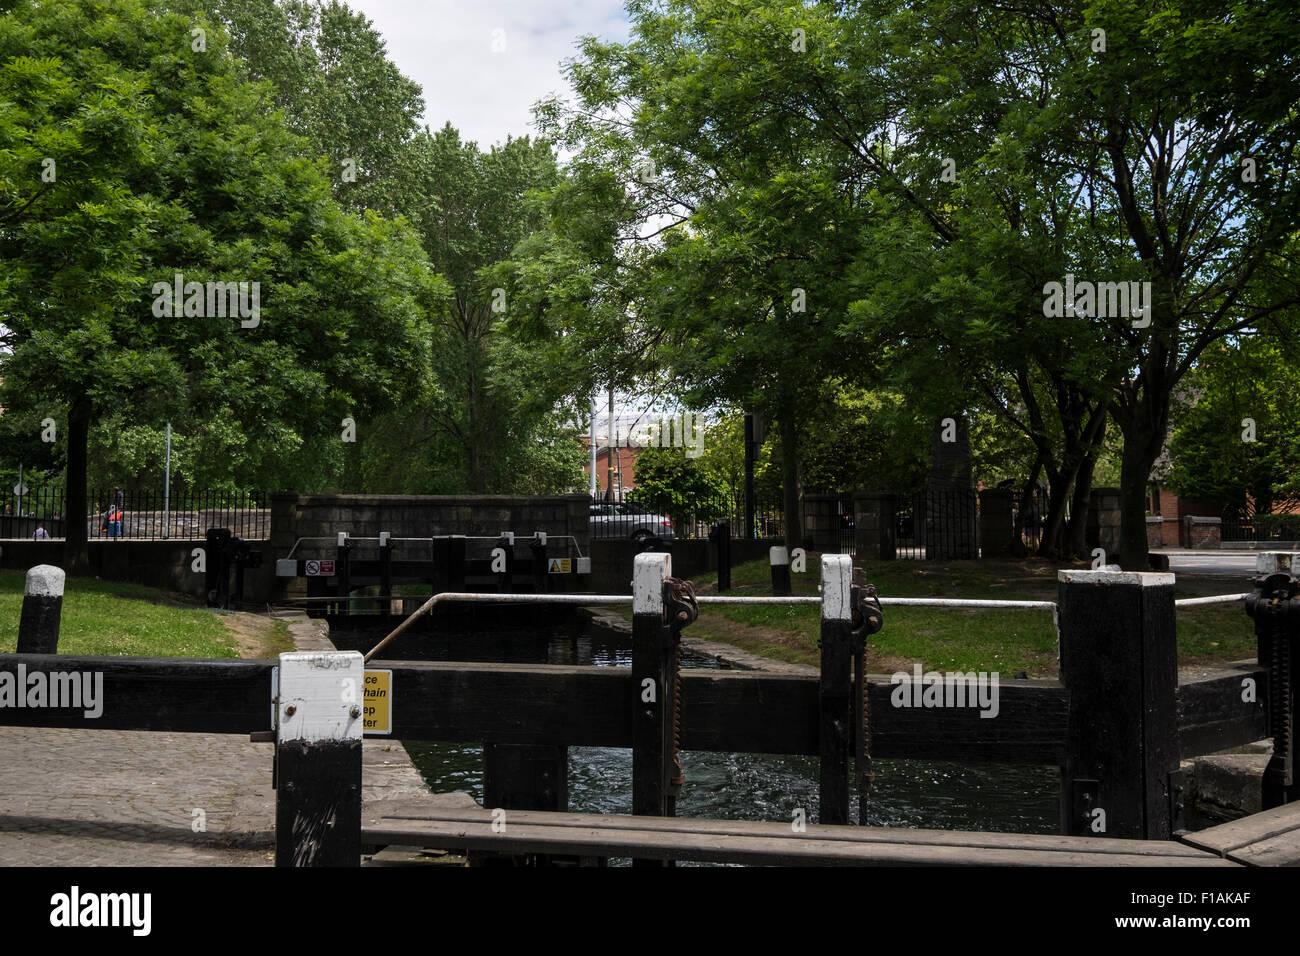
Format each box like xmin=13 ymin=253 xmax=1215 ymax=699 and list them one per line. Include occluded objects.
xmin=1117 ymin=429 xmax=1163 ymax=570
xmin=1037 ymin=467 xmax=1075 ymax=558
xmin=65 ymin=399 xmax=91 ymax=574
xmin=1013 ymin=456 xmax=1045 ymax=558
xmin=780 ymin=413 xmax=802 ymax=551
xmin=1066 ymin=453 xmax=1097 ymax=559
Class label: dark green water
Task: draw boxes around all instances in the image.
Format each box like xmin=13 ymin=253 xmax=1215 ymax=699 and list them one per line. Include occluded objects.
xmin=374 ymin=614 xmax=1060 ymax=833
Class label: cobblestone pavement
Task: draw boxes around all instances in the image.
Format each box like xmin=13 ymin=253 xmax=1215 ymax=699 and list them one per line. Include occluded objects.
xmin=0 ymin=613 xmax=447 ymax=866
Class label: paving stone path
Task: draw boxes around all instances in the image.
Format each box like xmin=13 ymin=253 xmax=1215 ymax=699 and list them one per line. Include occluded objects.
xmin=0 ymin=613 xmax=447 ymax=866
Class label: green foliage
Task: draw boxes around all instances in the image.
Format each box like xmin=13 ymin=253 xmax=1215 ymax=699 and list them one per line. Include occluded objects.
xmin=346 ymin=125 xmax=589 ymax=494
xmin=169 ymin=0 xmax=425 ymax=215
xmin=0 ymin=0 xmax=439 ymax=498
xmin=1167 ymin=338 xmax=1300 ymax=517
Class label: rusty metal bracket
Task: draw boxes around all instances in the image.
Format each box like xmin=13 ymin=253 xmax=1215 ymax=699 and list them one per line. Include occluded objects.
xmin=1245 ymin=570 xmax=1298 ymax=808
xmin=664 ymin=577 xmax=698 ymax=629
xmin=850 ymin=573 xmax=883 ymax=821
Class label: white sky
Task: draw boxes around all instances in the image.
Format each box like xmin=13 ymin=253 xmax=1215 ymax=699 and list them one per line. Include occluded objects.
xmin=345 ymin=0 xmax=633 ymax=149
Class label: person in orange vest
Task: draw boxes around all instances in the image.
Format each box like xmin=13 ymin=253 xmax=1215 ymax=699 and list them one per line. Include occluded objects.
xmin=105 ymin=487 xmax=124 ymax=538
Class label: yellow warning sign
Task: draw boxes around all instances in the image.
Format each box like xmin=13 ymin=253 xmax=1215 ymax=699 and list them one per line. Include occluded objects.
xmin=363 ymin=669 xmax=391 ymax=735
xmin=547 ymin=558 xmax=571 ymax=573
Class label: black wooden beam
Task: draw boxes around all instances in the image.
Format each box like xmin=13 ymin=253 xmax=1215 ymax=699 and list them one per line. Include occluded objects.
xmin=1176 ymin=664 xmax=1268 ymax=759
xmin=2 ymin=652 xmax=1250 ymax=771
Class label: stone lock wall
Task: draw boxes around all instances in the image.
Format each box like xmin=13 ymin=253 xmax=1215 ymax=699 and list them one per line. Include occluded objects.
xmin=269 ymin=492 xmax=591 ymax=563
xmin=1146 ymin=515 xmax=1164 ymax=550
xmin=1087 ymin=487 xmax=1122 ymax=557
xmin=1184 ymin=516 xmax=1222 ymax=550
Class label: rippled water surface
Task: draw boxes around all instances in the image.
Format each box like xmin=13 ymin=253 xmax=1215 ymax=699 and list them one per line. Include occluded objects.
xmin=376 ymin=613 xmax=1060 ymax=834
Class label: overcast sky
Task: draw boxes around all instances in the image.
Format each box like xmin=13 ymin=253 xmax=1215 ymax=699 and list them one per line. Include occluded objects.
xmin=346 ymin=0 xmax=633 ymax=150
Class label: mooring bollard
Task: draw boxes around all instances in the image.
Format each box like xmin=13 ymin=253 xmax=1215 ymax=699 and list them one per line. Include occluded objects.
xmin=530 ymin=533 xmax=548 ymax=593
xmin=770 ymin=545 xmax=791 ymax=596
xmin=336 ymin=532 xmax=351 ymax=617
xmin=711 ymin=521 xmax=731 ymax=592
xmin=1058 ymin=569 xmax=1179 ymax=839
xmin=819 ymin=554 xmax=854 ymax=824
xmin=274 ymin=650 xmax=364 ymax=867
xmin=378 ymin=531 xmax=392 ymax=623
xmin=205 ymin=527 xmax=232 ymax=608
xmin=630 ymin=552 xmax=698 ymax=866
xmin=17 ymin=564 xmax=65 ymax=654
xmin=1245 ymin=552 xmax=1300 ymax=809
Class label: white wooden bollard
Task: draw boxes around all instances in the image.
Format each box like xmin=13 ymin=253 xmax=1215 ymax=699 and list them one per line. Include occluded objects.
xmin=275 ymin=650 xmax=365 ymax=867
xmin=17 ymin=565 xmax=65 ymax=654
xmin=770 ymin=545 xmax=792 ymax=596
xmin=632 ymin=552 xmax=676 ymax=844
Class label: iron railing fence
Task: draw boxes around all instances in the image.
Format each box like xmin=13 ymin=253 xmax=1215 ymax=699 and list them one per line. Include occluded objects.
xmin=595 ymin=489 xmax=785 ymax=540
xmin=1222 ymin=515 xmax=1300 ymax=542
xmin=0 ymin=487 xmax=270 ymax=540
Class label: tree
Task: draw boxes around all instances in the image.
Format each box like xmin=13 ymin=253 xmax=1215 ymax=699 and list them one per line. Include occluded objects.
xmin=170 ymin=0 xmax=425 ymax=215
xmin=0 ymin=0 xmax=439 ymax=568
xmin=537 ymin=4 xmax=876 ymax=549
xmin=1167 ymin=337 xmax=1300 ymax=518
xmin=821 ymin=0 xmax=1300 ymax=566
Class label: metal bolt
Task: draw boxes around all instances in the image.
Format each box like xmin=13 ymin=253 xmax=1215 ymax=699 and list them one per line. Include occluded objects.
xmin=350 ymin=706 xmax=362 ymax=719
xmin=285 ymin=705 xmax=296 ymax=717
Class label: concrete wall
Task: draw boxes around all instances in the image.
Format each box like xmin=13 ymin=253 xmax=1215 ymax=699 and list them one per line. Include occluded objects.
xmin=1087 ymin=487 xmax=1122 ymax=557
xmin=0 ymin=539 xmax=215 ymax=598
xmin=589 ymin=537 xmax=785 ymax=593
xmin=0 ymin=516 xmax=66 ymax=539
xmin=1185 ymin=516 xmax=1222 ymax=550
xmin=1147 ymin=515 xmax=1164 ymax=550
xmin=979 ymin=489 xmax=1015 ymax=558
xmin=270 ymin=493 xmax=591 ymax=559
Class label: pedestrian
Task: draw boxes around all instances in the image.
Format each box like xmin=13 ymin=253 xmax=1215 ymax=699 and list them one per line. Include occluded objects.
xmin=34 ymin=523 xmax=49 ymax=540
xmin=1021 ymin=500 xmax=1040 ymax=546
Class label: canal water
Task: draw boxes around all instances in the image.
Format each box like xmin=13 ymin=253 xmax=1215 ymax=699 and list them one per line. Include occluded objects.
xmin=351 ymin=612 xmax=1060 ymax=834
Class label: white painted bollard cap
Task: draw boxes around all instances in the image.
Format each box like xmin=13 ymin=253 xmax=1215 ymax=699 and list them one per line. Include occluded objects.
xmin=25 ymin=564 xmax=65 ymax=597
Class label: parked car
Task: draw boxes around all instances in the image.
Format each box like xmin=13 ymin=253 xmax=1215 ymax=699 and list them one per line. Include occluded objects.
xmin=590 ymin=502 xmax=675 ymax=542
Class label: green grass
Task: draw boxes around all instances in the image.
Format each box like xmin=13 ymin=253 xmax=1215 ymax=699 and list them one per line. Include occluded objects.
xmin=671 ymin=555 xmax=1256 ymax=676
xmin=0 ymin=572 xmax=241 ymax=658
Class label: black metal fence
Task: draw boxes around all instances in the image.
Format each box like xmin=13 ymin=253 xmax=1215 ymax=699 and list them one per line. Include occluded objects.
xmin=598 ymin=489 xmax=785 ymax=540
xmin=0 ymin=487 xmax=270 ymax=540
xmin=1222 ymin=514 xmax=1300 ymax=542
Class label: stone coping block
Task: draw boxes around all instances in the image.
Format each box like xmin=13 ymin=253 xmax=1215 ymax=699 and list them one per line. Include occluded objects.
xmin=1058 ymin=569 xmax=1175 ymax=587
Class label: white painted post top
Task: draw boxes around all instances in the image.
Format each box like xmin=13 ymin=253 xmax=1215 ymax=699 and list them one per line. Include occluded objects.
xmin=24 ymin=564 xmax=65 ymax=598
xmin=769 ymin=546 xmax=789 ymax=565
xmin=379 ymin=531 xmax=390 ymax=547
xmin=633 ymin=551 xmax=671 ymax=614
xmin=1257 ymin=552 xmax=1300 ymax=574
xmin=337 ymin=532 xmax=348 ymax=547
xmin=821 ymin=553 xmax=853 ymax=620
xmin=277 ymin=651 xmax=364 ymax=743
xmin=1058 ymin=570 xmax=1175 ymax=587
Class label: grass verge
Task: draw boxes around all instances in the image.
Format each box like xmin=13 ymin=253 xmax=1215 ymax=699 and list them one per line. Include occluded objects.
xmin=0 ymin=572 xmax=290 ymax=658
xmin=665 ymin=555 xmax=1255 ymax=676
